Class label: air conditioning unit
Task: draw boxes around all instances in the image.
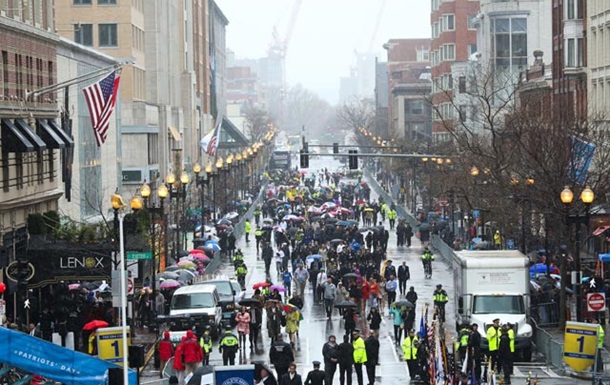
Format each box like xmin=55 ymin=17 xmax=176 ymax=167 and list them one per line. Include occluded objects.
xmin=0 ymin=10 xmax=6 ymax=17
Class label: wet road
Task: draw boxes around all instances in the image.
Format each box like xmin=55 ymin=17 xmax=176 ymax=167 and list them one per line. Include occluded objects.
xmin=141 ymin=156 xmax=585 ymax=385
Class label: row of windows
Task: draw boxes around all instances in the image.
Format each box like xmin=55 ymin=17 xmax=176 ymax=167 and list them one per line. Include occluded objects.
xmin=73 ymin=0 xmax=116 ymax=5
xmin=565 ymin=37 xmax=585 ymax=68
xmin=491 ymin=17 xmax=527 ymax=71
xmin=1 ymin=51 xmax=53 ymax=102
xmin=431 ymin=74 xmax=471 ymax=95
xmin=133 ymin=67 xmax=145 ymax=100
xmin=430 ymin=44 xmax=456 ymax=66
xmin=565 ymin=0 xmax=584 ymax=20
xmin=589 ymin=25 xmax=610 ymax=71
xmin=431 ymin=0 xmax=456 ymax=12
xmin=434 ymin=102 xmax=456 ymax=121
xmin=74 ymin=23 xmax=117 ymax=47
xmin=132 ymin=25 xmax=144 ymax=52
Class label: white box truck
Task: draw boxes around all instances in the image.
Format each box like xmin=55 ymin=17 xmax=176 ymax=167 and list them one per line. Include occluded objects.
xmin=452 ymin=250 xmax=533 ymax=361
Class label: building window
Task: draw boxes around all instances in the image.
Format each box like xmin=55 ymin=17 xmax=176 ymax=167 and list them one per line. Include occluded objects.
xmin=565 ymin=37 xmax=585 ymax=67
xmin=99 ymin=24 xmax=118 ymax=47
xmin=458 ymin=76 xmax=466 ymax=93
xmin=566 ymin=0 xmax=583 ymax=20
xmin=441 ymin=44 xmax=455 ymax=61
xmin=491 ymin=17 xmax=527 ymax=71
xmin=411 ymin=100 xmax=424 ymax=115
xmin=468 ymin=14 xmax=478 ymax=29
xmin=443 ymin=14 xmax=455 ymax=31
xmin=417 ymin=49 xmax=430 ymax=62
xmin=74 ymin=23 xmax=93 ymax=46
xmin=73 ymin=0 xmax=92 ymax=4
xmin=98 ymin=0 xmax=117 ymax=4
xmin=468 ymin=44 xmax=478 ymax=57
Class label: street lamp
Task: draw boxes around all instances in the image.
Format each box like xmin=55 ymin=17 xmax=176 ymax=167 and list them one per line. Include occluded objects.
xmin=560 ymin=185 xmax=594 ymax=322
xmin=215 ymin=158 xmax=224 ymax=220
xmin=140 ymin=182 xmax=167 ymax=293
xmin=193 ymin=162 xmax=212 ymax=232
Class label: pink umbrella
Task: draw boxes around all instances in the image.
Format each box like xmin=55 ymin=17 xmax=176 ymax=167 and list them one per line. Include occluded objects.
xmin=189 ymin=249 xmax=205 ymax=254
xmin=192 ymin=254 xmax=210 ymax=262
xmin=68 ymin=283 xmax=81 ymax=291
xmin=159 ymin=279 xmax=181 ymax=289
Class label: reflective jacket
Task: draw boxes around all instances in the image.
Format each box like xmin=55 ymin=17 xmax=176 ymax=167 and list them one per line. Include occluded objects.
xmin=507 ymin=328 xmax=515 ymax=353
xmin=422 ymin=251 xmax=434 ymax=261
xmin=199 ymin=334 xmax=212 ymax=353
xmin=245 ymin=221 xmax=251 ymax=233
xmin=219 ymin=331 xmax=239 ymax=353
xmin=456 ymin=328 xmax=469 ymax=350
xmin=352 ymin=337 xmax=368 ymax=364
xmin=402 ymin=336 xmax=419 ymax=360
xmin=486 ymin=326 xmax=500 ymax=352
xmin=599 ymin=325 xmax=605 ymax=348
xmin=432 ymin=289 xmax=449 ymax=304
xmin=236 ymin=265 xmax=248 ymax=276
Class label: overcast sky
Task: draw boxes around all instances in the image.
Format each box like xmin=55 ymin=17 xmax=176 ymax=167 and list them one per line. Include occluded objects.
xmin=215 ymin=0 xmax=431 ymax=105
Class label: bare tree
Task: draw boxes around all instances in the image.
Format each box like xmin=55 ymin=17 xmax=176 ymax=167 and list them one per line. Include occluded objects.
xmin=244 ymin=107 xmax=271 ymax=143
xmin=337 ymin=97 xmax=375 ymax=133
xmin=284 ymin=84 xmax=335 ymax=136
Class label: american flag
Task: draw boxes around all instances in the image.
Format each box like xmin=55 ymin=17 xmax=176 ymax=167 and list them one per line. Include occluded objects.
xmin=200 ymin=116 xmax=221 ymax=156
xmin=83 ymin=70 xmax=121 ymax=146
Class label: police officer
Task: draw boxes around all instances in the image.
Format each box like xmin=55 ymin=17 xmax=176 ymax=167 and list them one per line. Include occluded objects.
xmin=245 ymin=219 xmax=252 ymax=243
xmin=255 ymin=226 xmax=264 ymax=253
xmin=219 ymin=325 xmax=239 ymax=365
xmin=234 ymin=249 xmax=245 ymax=268
xmin=199 ymin=325 xmax=213 ymax=365
xmin=498 ymin=326 xmax=512 ymax=384
xmin=352 ymin=330 xmax=367 ymax=385
xmin=467 ymin=323 xmax=482 ymax=383
xmin=236 ymin=260 xmax=248 ymax=290
xmin=304 ymin=361 xmax=325 ymax=385
xmin=486 ymin=318 xmax=501 ymax=372
xmin=506 ymin=322 xmax=515 ymax=375
xmin=421 ymin=247 xmax=434 ymax=277
xmin=270 ymin=333 xmax=295 ymax=379
xmin=401 ymin=329 xmax=419 ymax=380
xmin=456 ymin=324 xmax=470 ymax=363
xmin=432 ymin=284 xmax=449 ymax=323
xmin=254 ymin=206 xmax=262 ymax=226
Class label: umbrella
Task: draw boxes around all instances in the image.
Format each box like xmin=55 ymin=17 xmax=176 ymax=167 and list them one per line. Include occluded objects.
xmin=254 ymin=362 xmax=277 ymax=384
xmin=269 ymin=284 xmax=286 ymax=293
xmin=68 ymin=283 xmax=81 ymax=291
xmin=306 ymin=254 xmax=323 ymax=261
xmin=332 ymin=208 xmax=352 ymax=216
xmin=239 ymin=298 xmax=262 ymax=307
xmin=82 ymin=320 xmax=109 ymax=331
xmin=262 ymin=218 xmax=274 ymax=225
xmin=204 ymin=239 xmax=219 ymax=245
xmin=343 ymin=273 xmax=359 ymax=279
xmin=529 ymin=263 xmax=559 ymax=278
xmin=418 ymin=223 xmax=431 ymax=232
xmin=82 ymin=281 xmax=104 ymax=290
xmin=363 ymin=208 xmax=374 ymax=212
xmin=177 ymin=259 xmax=194 ymax=266
xmin=334 ymin=300 xmax=359 ymax=309
xmin=393 ymin=299 xmax=415 ymax=308
xmin=355 ymin=199 xmax=366 ymax=205
xmin=192 ymin=254 xmax=210 ymax=263
xmin=186 ymin=365 xmax=214 ymax=385
xmin=252 ymin=282 xmax=271 ymax=290
xmin=217 ymin=218 xmax=232 ymax=226
xmin=178 ymin=262 xmax=196 ymax=269
xmin=282 ymin=214 xmax=298 ymax=221
xmin=330 ymin=239 xmax=344 ymax=246
xmin=204 ymin=242 xmax=221 ymax=252
xmin=321 ymin=202 xmax=337 ymax=210
xmin=283 ymin=303 xmax=299 ymax=312
xmin=336 ymin=220 xmax=353 ymax=227
xmin=159 ymin=271 xmax=180 ymax=280
xmin=164 ymin=265 xmax=179 ymax=272
xmin=159 ymin=279 xmax=182 ymax=289
xmin=178 ymin=270 xmax=197 ymax=281
xmin=225 ymin=212 xmax=239 ymax=220
xmin=189 ymin=249 xmax=205 ymax=255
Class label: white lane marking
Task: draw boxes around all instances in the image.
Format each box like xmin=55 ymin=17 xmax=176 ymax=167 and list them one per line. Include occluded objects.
xmin=386 ymin=334 xmax=400 ymax=363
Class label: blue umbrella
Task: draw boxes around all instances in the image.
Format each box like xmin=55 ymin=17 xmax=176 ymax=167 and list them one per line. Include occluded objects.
xmin=204 ymin=242 xmax=221 ymax=252
xmin=336 ymin=220 xmax=352 ymax=227
xmin=529 ymin=263 xmax=559 ymax=278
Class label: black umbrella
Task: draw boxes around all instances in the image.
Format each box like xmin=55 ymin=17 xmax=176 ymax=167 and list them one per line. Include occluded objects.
xmin=254 ymin=362 xmax=277 ymax=383
xmin=187 ymin=365 xmax=214 ymax=385
xmin=217 ymin=218 xmax=232 ymax=226
xmin=334 ymin=300 xmax=359 ymax=309
xmin=343 ymin=273 xmax=359 ymax=279
xmin=239 ymin=298 xmax=262 ymax=307
xmin=418 ymin=223 xmax=430 ymax=232
xmin=393 ymin=299 xmax=414 ymax=308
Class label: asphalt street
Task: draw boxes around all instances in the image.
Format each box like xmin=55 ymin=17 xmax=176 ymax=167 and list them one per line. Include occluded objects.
xmin=141 ymin=156 xmax=588 ymax=385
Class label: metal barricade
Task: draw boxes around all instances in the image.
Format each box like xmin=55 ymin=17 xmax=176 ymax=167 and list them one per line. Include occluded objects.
xmin=363 ymin=169 xmax=419 ymax=228
xmin=531 ymin=319 xmax=565 ymax=371
xmin=531 ymin=302 xmax=560 ymax=327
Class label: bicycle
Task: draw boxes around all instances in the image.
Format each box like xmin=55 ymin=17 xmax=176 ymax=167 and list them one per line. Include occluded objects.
xmin=435 ymin=304 xmax=446 ymax=324
xmin=423 ymin=260 xmax=432 ymax=279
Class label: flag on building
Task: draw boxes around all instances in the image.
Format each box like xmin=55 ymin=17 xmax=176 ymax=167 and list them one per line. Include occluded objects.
xmin=200 ymin=116 xmax=221 ymax=156
xmin=83 ymin=70 xmax=121 ymax=146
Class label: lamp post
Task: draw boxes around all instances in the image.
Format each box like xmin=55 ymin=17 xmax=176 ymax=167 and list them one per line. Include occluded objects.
xmin=111 ymin=192 xmax=142 ymax=385
xmin=164 ymin=171 xmax=190 ymax=261
xmin=140 ymin=182 xmax=168 ymax=293
xmin=560 ymin=185 xmax=594 ymax=323
xmin=224 ymin=156 xmax=233 ymax=213
xmin=193 ymin=162 xmax=212 ymax=232
xmin=214 ymin=157 xmax=224 ymax=220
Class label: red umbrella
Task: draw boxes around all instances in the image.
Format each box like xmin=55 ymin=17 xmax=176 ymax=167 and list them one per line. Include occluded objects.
xmin=82 ymin=320 xmax=109 ymax=331
xmin=252 ymin=282 xmax=270 ymax=290
xmin=189 ymin=249 xmax=205 ymax=254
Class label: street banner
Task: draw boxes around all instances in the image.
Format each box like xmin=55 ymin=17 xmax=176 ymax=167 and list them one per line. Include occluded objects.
xmin=215 ymin=365 xmax=255 ymax=385
xmin=564 ymin=321 xmax=598 ymax=372
xmin=569 ymin=136 xmax=596 ymax=185
xmin=0 ymin=327 xmax=136 ymax=385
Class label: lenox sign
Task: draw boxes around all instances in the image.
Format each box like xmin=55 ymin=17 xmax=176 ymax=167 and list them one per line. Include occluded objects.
xmin=59 ymin=256 xmax=105 ymax=269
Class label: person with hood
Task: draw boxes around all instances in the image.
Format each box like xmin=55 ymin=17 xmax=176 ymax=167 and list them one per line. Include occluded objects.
xmin=322 ymin=335 xmax=339 ymax=385
xmin=351 ymin=329 xmax=367 ymax=385
xmin=182 ymin=329 xmax=203 ymax=374
xmin=158 ymin=331 xmax=175 ymax=378
xmin=365 ymin=333 xmax=380 ymax=385
xmin=337 ymin=335 xmax=354 ymax=385
xmin=173 ymin=336 xmax=186 ymax=385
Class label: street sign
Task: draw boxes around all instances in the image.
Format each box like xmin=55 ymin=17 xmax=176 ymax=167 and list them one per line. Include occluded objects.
xmin=506 ymin=239 xmax=515 ymax=250
xmin=5 ymin=261 xmax=35 ymax=282
xmin=439 ymin=197 xmax=448 ymax=207
xmin=126 ymin=251 xmax=152 ymax=260
xmin=564 ymin=321 xmax=598 ymax=372
xmin=127 ymin=278 xmax=134 ymax=296
xmin=472 ymin=209 xmax=480 ymax=219
xmin=587 ymin=292 xmax=606 ymax=312
xmin=97 ymin=326 xmax=131 ymax=365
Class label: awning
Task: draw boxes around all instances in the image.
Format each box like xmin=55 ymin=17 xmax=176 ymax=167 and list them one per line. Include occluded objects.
xmin=36 ymin=119 xmax=65 ymax=149
xmin=1 ymin=119 xmax=34 ymax=152
xmin=15 ymin=119 xmax=46 ymax=152
xmin=168 ymin=126 xmax=181 ymax=141
xmin=48 ymin=119 xmax=74 ymax=148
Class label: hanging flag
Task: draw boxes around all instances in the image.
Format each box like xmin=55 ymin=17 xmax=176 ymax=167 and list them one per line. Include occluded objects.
xmin=428 ymin=319 xmax=436 ymax=385
xmin=200 ymin=115 xmax=221 ymax=156
xmin=83 ymin=70 xmax=121 ymax=146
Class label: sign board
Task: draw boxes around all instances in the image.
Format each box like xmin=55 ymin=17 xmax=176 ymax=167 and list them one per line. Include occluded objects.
xmin=126 ymin=251 xmax=152 ymax=260
xmin=439 ymin=197 xmax=448 ymax=207
xmin=122 ymin=170 xmax=143 ymax=184
xmin=215 ymin=365 xmax=254 ymax=385
xmin=564 ymin=321 xmax=598 ymax=372
xmin=97 ymin=326 xmax=131 ymax=365
xmin=472 ymin=209 xmax=480 ymax=219
xmin=587 ymin=292 xmax=606 ymax=312
xmin=5 ymin=261 xmax=35 ymax=282
xmin=506 ymin=239 xmax=515 ymax=250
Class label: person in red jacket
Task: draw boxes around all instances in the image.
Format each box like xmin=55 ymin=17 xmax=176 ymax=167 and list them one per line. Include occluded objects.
xmin=361 ymin=280 xmax=371 ymax=312
xmin=173 ymin=336 xmax=186 ymax=385
xmin=182 ymin=330 xmax=203 ymax=375
xmin=158 ymin=331 xmax=175 ymax=378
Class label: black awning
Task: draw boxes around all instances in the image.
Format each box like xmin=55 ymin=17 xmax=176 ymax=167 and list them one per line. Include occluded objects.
xmin=36 ymin=119 xmax=65 ymax=149
xmin=1 ymin=119 xmax=34 ymax=153
xmin=14 ymin=119 xmax=47 ymax=152
xmin=48 ymin=119 xmax=74 ymax=148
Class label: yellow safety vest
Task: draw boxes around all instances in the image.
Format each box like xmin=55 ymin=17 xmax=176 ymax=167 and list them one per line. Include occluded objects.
xmin=220 ymin=332 xmax=239 ymax=347
xmin=402 ymin=336 xmax=419 ymax=360
xmin=353 ymin=337 xmax=368 ymax=364
xmin=200 ymin=335 xmax=212 ymax=353
xmin=487 ymin=326 xmax=500 ymax=352
xmin=507 ymin=328 xmax=515 ymax=353
xmin=599 ymin=325 xmax=605 ymax=348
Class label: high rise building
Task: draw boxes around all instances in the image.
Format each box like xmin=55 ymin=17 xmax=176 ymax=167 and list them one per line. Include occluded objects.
xmin=430 ymin=0 xmax=480 ymax=143
xmin=587 ymin=1 xmax=609 ymax=119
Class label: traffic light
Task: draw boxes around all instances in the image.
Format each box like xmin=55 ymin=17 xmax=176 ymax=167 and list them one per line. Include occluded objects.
xmin=348 ymin=150 xmax=358 ymax=170
xmin=333 ymin=143 xmax=339 ymax=154
xmin=300 ymin=149 xmax=309 ymax=168
xmin=303 ymin=142 xmax=309 ymax=153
